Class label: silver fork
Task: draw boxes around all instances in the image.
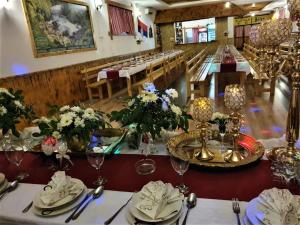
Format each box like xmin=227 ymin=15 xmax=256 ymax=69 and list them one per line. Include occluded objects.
xmin=232 ymin=198 xmax=241 ymax=225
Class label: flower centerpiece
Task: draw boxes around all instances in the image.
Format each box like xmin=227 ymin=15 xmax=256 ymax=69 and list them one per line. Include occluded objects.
xmin=209 ymin=112 xmax=230 ymax=134
xmin=34 ymin=105 xmax=107 ymax=151
xmin=110 ymin=83 xmax=192 ymax=141
xmin=0 ymin=88 xmax=33 ymax=136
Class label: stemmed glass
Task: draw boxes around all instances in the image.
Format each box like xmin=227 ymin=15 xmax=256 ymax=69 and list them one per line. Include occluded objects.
xmin=219 ymin=124 xmax=227 ymax=153
xmin=4 ymin=136 xmax=30 ymax=177
xmin=86 ymin=146 xmax=107 ymax=186
xmin=56 ymin=141 xmax=72 ymax=171
xmin=135 ymin=133 xmax=156 ymax=175
xmin=170 ymin=153 xmax=190 ymax=194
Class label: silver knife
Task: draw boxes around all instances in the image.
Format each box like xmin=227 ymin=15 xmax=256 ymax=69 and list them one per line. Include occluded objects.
xmin=65 ymin=189 xmax=95 ymax=223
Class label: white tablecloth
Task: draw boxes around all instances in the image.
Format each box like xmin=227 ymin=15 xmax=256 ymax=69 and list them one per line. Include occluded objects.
xmin=209 ymin=45 xmax=251 ymax=75
xmin=97 ymin=50 xmax=183 ymax=81
xmin=0 ymin=183 xmax=247 ymax=225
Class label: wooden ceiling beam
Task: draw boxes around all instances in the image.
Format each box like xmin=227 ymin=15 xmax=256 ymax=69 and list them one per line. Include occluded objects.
xmin=155 ymin=3 xmax=246 ymax=24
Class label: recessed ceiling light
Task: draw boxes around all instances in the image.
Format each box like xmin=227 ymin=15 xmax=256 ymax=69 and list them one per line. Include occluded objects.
xmin=252 ymin=3 xmax=256 ymax=8
xmin=251 ymin=12 xmax=256 ymax=17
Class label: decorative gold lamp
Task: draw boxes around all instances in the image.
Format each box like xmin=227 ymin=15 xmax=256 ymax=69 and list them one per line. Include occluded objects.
xmin=192 ymin=97 xmax=214 ymax=161
xmin=267 ymin=0 xmax=300 ymax=165
xmin=223 ymin=85 xmax=246 ymax=163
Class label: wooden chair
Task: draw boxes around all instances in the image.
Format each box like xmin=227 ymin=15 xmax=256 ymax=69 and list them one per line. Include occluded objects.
xmin=80 ymin=63 xmax=113 ymax=100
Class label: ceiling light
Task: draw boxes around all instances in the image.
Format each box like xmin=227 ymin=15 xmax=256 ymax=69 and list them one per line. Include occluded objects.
xmin=225 ymin=1 xmax=231 ymax=8
xmin=251 ymin=12 xmax=256 ymax=17
xmin=252 ymin=3 xmax=256 ymax=8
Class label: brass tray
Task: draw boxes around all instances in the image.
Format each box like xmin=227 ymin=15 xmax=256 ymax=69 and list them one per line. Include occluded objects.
xmin=167 ymin=130 xmax=264 ymax=169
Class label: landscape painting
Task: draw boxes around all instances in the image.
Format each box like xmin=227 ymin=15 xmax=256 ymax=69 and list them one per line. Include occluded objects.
xmin=22 ymin=0 xmax=96 ymax=57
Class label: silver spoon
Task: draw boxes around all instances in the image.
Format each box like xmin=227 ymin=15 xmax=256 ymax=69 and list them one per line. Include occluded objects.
xmin=0 ymin=180 xmax=18 ymax=200
xmin=72 ymin=186 xmax=104 ymax=220
xmin=181 ymin=193 xmax=197 ymax=225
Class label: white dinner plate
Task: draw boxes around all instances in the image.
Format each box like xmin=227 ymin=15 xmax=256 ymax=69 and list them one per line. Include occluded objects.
xmin=32 ymin=189 xmax=86 ymax=217
xmin=33 ymin=178 xmax=85 ymax=210
xmin=129 ymin=193 xmax=183 ymax=223
xmin=126 ymin=207 xmax=182 ymax=225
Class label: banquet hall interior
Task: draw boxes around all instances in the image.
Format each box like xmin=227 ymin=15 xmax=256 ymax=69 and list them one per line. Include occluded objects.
xmin=1 ymin=0 xmax=300 ymax=224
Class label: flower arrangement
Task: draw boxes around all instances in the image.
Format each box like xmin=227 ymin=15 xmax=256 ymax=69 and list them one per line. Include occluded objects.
xmin=0 ymin=88 xmax=33 ymax=136
xmin=110 ymin=83 xmax=192 ymax=140
xmin=209 ymin=112 xmax=230 ymax=133
xmin=33 ymin=105 xmax=107 ymax=144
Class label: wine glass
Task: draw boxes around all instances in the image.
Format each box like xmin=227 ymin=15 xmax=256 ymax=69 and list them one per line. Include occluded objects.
xmin=219 ymin=124 xmax=227 ymax=153
xmin=4 ymin=136 xmax=29 ymax=177
xmin=56 ymin=141 xmax=72 ymax=171
xmin=86 ymin=146 xmax=106 ymax=186
xmin=170 ymin=153 xmax=190 ymax=194
xmin=135 ymin=133 xmax=156 ymax=175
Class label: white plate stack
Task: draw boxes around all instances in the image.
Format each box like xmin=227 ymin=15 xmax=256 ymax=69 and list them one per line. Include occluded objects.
xmin=244 ymin=188 xmax=300 ymax=225
xmin=126 ymin=181 xmax=184 ymax=225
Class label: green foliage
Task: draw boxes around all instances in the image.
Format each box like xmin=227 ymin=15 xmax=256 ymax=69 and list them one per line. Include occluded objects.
xmin=0 ymin=88 xmax=34 ymax=136
xmin=110 ymin=86 xmax=192 ymax=140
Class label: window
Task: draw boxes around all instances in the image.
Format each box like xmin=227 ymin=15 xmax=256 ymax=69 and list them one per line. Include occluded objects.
xmin=108 ymin=5 xmax=135 ymax=36
xmin=175 ymin=18 xmax=216 ymax=44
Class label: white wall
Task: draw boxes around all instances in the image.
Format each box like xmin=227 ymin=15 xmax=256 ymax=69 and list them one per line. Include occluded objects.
xmin=227 ymin=17 xmax=234 ymax=38
xmin=0 ymin=0 xmax=156 ymax=77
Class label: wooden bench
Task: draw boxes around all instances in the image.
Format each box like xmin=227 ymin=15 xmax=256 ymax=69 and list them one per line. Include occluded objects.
xmin=185 ymin=48 xmax=209 ymax=99
xmin=166 ymin=54 xmax=179 ymax=83
xmin=80 ymin=63 xmax=115 ymax=100
xmin=190 ymin=55 xmax=213 ymax=100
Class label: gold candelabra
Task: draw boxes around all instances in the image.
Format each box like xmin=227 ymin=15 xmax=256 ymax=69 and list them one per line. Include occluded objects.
xmin=223 ymin=85 xmax=246 ymax=163
xmin=192 ymin=98 xmax=214 ymax=161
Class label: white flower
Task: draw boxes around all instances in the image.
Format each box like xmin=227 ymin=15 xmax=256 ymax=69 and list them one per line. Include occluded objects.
xmin=33 ymin=116 xmax=50 ymax=124
xmin=83 ymin=108 xmax=96 ymax=120
xmin=165 ymin=89 xmax=178 ymax=98
xmin=74 ymin=117 xmax=85 ymax=128
xmin=162 ymin=94 xmax=170 ymax=103
xmin=128 ymin=99 xmax=135 ymax=107
xmin=52 ymin=131 xmax=61 ymax=139
xmin=0 ymin=106 xmax=7 ymax=116
xmin=63 ymin=111 xmax=76 ymax=119
xmin=143 ymin=83 xmax=156 ymax=93
xmin=14 ymin=100 xmax=25 ymax=109
xmin=59 ymin=114 xmax=73 ymax=127
xmin=162 ymin=101 xmax=169 ymax=111
xmin=211 ymin=112 xmax=229 ymax=121
xmin=71 ymin=106 xmax=82 ymax=112
xmin=0 ymin=88 xmax=15 ymax=98
xmin=59 ymin=105 xmax=70 ymax=112
xmin=140 ymin=91 xmax=158 ymax=103
xmin=170 ymin=104 xmax=182 ymax=116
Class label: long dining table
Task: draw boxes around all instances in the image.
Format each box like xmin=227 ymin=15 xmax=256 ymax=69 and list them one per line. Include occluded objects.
xmin=0 ymin=141 xmax=299 ymax=225
xmin=97 ymin=50 xmax=183 ymax=97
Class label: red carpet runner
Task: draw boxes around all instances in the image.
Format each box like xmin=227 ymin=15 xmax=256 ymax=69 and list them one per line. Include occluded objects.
xmin=0 ymin=153 xmax=299 ymax=201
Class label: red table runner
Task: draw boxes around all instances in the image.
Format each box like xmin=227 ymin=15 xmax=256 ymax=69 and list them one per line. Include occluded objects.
xmin=0 ymin=152 xmax=299 ymax=201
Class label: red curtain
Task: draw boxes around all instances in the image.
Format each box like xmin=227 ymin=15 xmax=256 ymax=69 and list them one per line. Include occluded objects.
xmin=108 ymin=5 xmax=135 ymax=36
xmin=192 ymin=28 xmax=199 ymax=43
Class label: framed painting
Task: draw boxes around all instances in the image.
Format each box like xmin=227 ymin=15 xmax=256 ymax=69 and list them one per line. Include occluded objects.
xmin=22 ymin=0 xmax=96 ymax=58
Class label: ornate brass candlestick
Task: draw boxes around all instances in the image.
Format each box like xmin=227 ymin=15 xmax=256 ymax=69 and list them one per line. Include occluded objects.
xmin=269 ymin=17 xmax=300 ymax=165
xmin=223 ymin=85 xmax=246 ymax=163
xmin=192 ymin=98 xmax=214 ymax=161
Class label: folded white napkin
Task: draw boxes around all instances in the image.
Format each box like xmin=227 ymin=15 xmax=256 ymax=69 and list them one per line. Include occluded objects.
xmin=135 ymin=181 xmax=183 ymax=220
xmin=40 ymin=171 xmax=82 ymax=206
xmin=257 ymin=188 xmax=300 ymax=225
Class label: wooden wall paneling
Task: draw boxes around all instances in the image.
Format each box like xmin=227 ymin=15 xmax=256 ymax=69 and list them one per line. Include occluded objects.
xmin=155 ymin=3 xmax=246 ymax=24
xmin=0 ymin=48 xmax=160 ymax=116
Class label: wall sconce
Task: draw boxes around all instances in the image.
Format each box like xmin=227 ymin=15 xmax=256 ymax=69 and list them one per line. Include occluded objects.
xmin=225 ymin=1 xmax=231 ymax=8
xmin=94 ymin=0 xmax=103 ymax=11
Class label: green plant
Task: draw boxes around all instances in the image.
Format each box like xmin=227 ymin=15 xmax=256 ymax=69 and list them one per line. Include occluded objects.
xmin=110 ymin=83 xmax=192 ymax=140
xmin=34 ymin=105 xmax=108 ymax=143
xmin=0 ymin=88 xmax=33 ymax=136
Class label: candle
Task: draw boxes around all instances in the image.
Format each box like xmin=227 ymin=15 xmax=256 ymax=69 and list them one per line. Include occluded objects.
xmin=193 ymin=97 xmax=214 ymax=122
xmin=224 ymin=85 xmax=246 ymax=111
